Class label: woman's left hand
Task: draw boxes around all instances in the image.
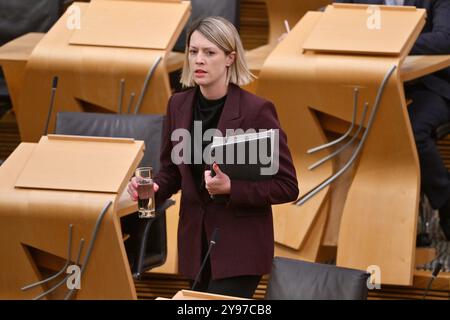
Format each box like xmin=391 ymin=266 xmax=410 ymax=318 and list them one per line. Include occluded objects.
xmin=204 ymin=163 xmax=231 ymax=195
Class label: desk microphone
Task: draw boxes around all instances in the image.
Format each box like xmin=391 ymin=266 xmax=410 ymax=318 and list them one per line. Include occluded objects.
xmin=43 ymin=76 xmax=59 ymax=136
xmin=191 ymin=228 xmax=220 ymax=291
xmin=422 ymin=262 xmax=442 ymax=300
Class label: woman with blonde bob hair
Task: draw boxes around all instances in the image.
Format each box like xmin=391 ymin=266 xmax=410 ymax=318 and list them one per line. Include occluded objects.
xmin=128 ymin=16 xmax=298 ymax=298
xmin=180 ymin=16 xmax=254 ymax=88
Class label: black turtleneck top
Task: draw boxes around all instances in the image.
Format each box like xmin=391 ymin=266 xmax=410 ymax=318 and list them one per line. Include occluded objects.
xmin=190 ymin=89 xmax=226 ymax=191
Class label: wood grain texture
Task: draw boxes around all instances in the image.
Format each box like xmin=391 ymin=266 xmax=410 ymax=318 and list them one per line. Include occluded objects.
xmin=15 ymin=135 xmax=143 ymax=194
xmin=16 ymin=1 xmax=190 ymax=142
xmin=70 ymin=0 xmax=188 ymax=50
xmin=255 ymin=4 xmax=431 ymax=285
xmin=0 ymin=140 xmax=144 ymax=299
xmin=303 ymin=4 xmax=425 ymax=55
xmin=244 ymin=0 xmax=332 ymax=94
xmin=0 ymin=33 xmax=44 ymax=113
xmin=401 ymin=55 xmax=450 ymax=82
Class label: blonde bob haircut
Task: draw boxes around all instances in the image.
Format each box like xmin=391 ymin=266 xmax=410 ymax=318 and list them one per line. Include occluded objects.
xmin=180 ymin=16 xmax=255 ymax=88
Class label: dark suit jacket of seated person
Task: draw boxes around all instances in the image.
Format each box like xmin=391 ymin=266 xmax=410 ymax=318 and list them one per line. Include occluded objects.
xmin=150 ymin=17 xmax=299 ymax=297
xmin=335 ymin=0 xmax=450 ymax=239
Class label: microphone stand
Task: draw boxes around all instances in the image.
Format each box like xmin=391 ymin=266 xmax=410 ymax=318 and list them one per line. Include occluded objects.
xmin=422 ymin=262 xmax=442 ymax=300
xmin=43 ymin=76 xmax=59 ymax=136
xmin=191 ymin=228 xmax=219 ymax=291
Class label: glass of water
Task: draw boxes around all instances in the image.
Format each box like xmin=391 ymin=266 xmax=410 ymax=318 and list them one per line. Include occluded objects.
xmin=135 ymin=167 xmax=155 ymax=218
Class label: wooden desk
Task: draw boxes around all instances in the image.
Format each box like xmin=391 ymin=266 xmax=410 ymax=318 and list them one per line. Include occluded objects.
xmin=0 ymin=32 xmax=43 ymax=61
xmin=244 ymin=0 xmax=332 ymax=93
xmin=0 ymin=33 xmax=44 ymax=112
xmin=321 ymin=55 xmax=450 ymax=136
xmin=0 ymin=137 xmax=145 ymax=299
xmin=166 ymin=51 xmax=185 ymax=73
xmin=401 ymin=55 xmax=450 ymax=82
xmin=7 ymin=1 xmax=190 ymax=142
xmin=256 ymin=4 xmax=428 ymax=286
xmin=0 ymin=32 xmax=187 ymax=119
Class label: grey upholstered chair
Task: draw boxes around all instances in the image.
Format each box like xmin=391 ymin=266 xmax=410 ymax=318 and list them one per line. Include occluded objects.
xmin=55 ymin=111 xmax=174 ymax=279
xmin=265 ymin=257 xmax=370 ymax=300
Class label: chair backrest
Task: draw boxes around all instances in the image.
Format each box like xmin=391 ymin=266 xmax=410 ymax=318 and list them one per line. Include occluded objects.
xmin=55 ymin=112 xmax=164 ymax=171
xmin=120 ymin=206 xmax=168 ymax=277
xmin=55 ymin=111 xmax=168 ymax=274
xmin=172 ymin=0 xmax=240 ymax=52
xmin=265 ymin=257 xmax=370 ymax=300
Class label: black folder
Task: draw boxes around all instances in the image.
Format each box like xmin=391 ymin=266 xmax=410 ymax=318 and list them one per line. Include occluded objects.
xmin=210 ymin=130 xmax=275 ymax=181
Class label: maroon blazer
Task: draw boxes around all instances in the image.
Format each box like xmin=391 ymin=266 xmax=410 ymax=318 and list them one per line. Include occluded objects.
xmin=154 ymin=84 xmax=299 ymax=280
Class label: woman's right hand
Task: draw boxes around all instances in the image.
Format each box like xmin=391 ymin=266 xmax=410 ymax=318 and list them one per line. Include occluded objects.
xmin=127 ymin=177 xmax=159 ymax=201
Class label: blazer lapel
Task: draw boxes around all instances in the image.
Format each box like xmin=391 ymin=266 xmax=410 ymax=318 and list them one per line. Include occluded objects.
xmin=216 ymin=84 xmax=243 ymax=136
xmin=174 ymin=84 xmax=243 ymax=202
xmin=176 ymin=88 xmax=196 ymax=131
xmin=174 ymin=88 xmax=203 ymax=201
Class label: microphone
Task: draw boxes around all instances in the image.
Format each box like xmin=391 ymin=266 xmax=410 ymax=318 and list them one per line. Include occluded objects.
xmin=43 ymin=76 xmax=59 ymax=136
xmin=422 ymin=262 xmax=442 ymax=300
xmin=118 ymin=78 xmax=125 ymax=114
xmin=191 ymin=228 xmax=219 ymax=291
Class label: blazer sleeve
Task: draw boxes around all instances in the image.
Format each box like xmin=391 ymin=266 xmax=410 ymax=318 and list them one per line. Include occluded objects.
xmin=154 ymin=96 xmax=182 ymax=205
xmin=410 ymin=0 xmax=450 ymax=55
xmin=227 ymin=101 xmax=299 ymax=209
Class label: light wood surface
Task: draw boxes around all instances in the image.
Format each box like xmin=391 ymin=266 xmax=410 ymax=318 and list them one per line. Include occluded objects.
xmin=0 ymin=139 xmax=144 ymax=299
xmin=15 ymin=1 xmax=191 ymax=142
xmin=265 ymin=0 xmax=332 ymax=46
xmin=166 ymin=51 xmax=185 ymax=73
xmin=244 ymin=0 xmax=332 ymax=93
xmin=0 ymin=32 xmax=188 ymax=134
xmin=401 ymin=55 xmax=450 ymax=82
xmin=70 ymin=0 xmax=188 ymax=50
xmin=0 ymin=32 xmax=43 ymax=61
xmin=0 ymin=33 xmax=44 ymax=114
xmin=303 ymin=4 xmax=424 ymax=55
xmin=255 ymin=4 xmax=433 ymax=285
xmin=415 ymin=248 xmax=436 ymax=266
xmin=245 ymin=44 xmax=275 ymax=75
xmin=15 ymin=135 xmax=143 ymax=193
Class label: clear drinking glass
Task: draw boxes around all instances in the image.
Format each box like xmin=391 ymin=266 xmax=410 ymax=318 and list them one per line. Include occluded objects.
xmin=135 ymin=167 xmax=155 ymax=218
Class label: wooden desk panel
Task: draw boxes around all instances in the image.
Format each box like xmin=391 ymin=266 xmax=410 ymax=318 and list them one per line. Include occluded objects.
xmin=256 ymin=6 xmax=426 ymax=285
xmin=0 ymin=143 xmax=139 ymax=299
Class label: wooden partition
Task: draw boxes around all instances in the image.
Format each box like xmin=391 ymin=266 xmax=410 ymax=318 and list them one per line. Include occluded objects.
xmin=14 ymin=0 xmax=190 ymax=142
xmin=0 ymin=135 xmax=145 ymax=299
xmin=255 ymin=4 xmax=436 ymax=285
xmin=244 ymin=0 xmax=332 ymax=93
